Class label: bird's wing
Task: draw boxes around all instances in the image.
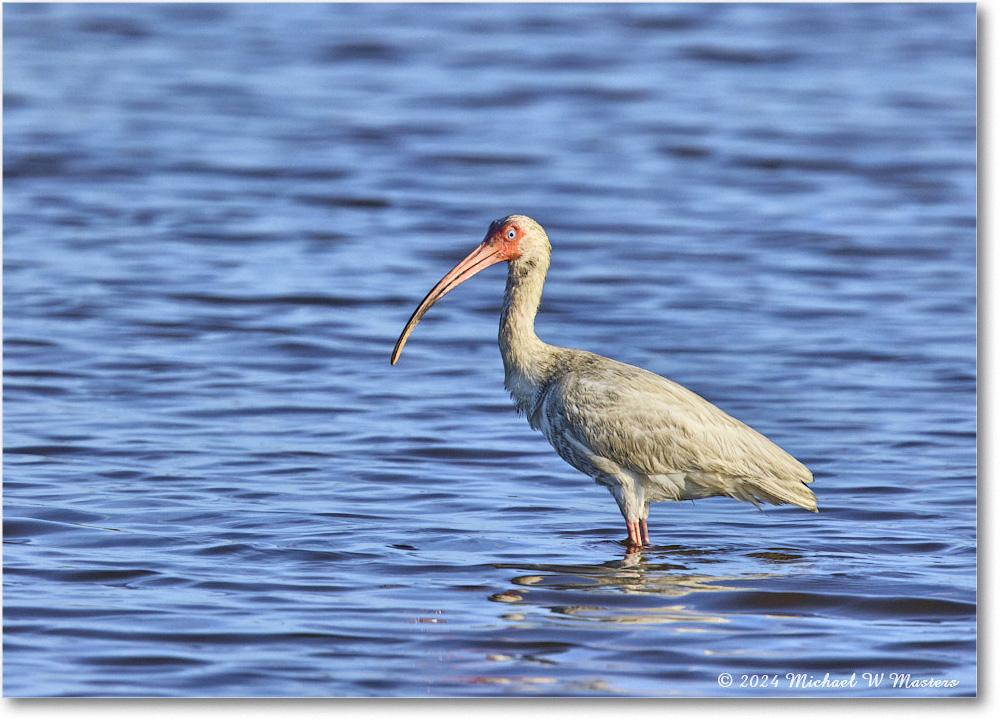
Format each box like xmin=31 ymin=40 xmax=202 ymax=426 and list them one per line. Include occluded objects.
xmin=540 ymin=351 xmax=813 ymax=489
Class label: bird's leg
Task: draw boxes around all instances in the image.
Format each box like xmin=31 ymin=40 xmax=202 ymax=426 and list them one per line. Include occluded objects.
xmin=603 ymin=475 xmax=648 ymax=547
xmin=626 ymin=519 xmax=644 ymax=547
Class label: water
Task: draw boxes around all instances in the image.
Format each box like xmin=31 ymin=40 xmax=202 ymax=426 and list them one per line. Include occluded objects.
xmin=3 ymin=2 xmax=976 ymax=697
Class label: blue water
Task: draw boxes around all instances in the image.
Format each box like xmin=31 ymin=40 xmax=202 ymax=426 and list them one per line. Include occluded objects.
xmin=3 ymin=2 xmax=976 ymax=697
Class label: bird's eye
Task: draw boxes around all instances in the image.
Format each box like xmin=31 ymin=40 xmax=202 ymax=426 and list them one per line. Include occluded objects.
xmin=506 ymin=229 xmax=516 ymax=239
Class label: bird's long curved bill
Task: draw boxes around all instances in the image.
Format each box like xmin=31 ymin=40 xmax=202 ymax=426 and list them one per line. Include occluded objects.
xmin=390 ymin=241 xmax=504 ymax=365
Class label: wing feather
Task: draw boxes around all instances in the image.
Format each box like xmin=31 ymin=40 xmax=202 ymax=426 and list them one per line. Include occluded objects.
xmin=539 ymin=350 xmax=815 ymax=509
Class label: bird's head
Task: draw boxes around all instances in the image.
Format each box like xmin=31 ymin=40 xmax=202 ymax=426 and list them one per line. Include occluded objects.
xmin=390 ymin=215 xmax=550 ymax=365
xmin=481 ymin=214 xmax=550 ymax=265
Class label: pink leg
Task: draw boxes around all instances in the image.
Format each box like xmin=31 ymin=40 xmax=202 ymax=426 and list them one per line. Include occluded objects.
xmin=625 ymin=520 xmax=644 ymax=547
xmin=640 ymin=518 xmax=649 ymax=545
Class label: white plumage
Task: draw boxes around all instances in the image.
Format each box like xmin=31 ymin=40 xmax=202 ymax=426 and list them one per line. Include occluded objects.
xmin=392 ymin=215 xmax=815 ymax=546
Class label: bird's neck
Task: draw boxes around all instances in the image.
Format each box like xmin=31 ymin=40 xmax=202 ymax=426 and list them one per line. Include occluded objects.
xmin=499 ymin=257 xmax=557 ymax=414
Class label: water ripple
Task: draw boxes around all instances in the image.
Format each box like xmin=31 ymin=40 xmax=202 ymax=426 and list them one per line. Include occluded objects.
xmin=3 ymin=0 xmax=975 ymax=698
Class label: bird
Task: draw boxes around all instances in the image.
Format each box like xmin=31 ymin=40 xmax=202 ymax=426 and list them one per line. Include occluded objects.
xmin=390 ymin=215 xmax=816 ymax=546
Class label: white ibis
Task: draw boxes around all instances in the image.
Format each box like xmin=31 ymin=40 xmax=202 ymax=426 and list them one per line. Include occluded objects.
xmin=391 ymin=215 xmax=816 ymax=546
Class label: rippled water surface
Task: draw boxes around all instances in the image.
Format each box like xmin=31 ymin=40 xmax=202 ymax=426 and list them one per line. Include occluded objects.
xmin=3 ymin=2 xmax=976 ymax=697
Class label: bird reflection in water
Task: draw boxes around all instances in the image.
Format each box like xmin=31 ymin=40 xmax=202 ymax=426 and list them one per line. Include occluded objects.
xmin=486 ymin=565 xmax=776 ymax=627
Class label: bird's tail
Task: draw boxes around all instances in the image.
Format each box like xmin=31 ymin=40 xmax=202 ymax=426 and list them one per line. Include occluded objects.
xmin=735 ymin=474 xmax=818 ymax=512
